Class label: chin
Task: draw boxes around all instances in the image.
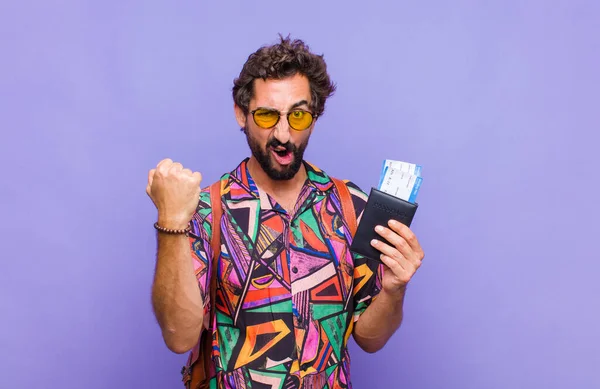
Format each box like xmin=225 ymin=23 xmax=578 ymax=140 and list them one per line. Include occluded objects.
xmin=268 ymin=168 xmax=297 ymax=181
xmin=266 ymin=162 xmax=299 ymax=181
xmin=248 ymin=141 xmax=305 ymax=181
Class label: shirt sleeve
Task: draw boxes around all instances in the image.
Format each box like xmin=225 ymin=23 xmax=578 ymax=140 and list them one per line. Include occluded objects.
xmin=188 ymin=188 xmax=216 ymax=330
xmin=344 ymin=181 xmax=385 ymax=323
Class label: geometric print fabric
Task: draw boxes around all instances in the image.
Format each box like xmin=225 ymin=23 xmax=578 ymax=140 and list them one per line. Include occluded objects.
xmin=188 ymin=158 xmax=383 ymax=389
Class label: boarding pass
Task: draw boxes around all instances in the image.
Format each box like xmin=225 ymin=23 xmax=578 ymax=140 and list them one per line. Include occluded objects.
xmin=377 ymin=159 xmax=423 ymax=203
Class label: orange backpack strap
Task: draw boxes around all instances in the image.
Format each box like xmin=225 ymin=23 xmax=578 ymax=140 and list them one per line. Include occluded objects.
xmin=183 ymin=180 xmax=223 ymax=389
xmin=209 ymin=180 xmax=223 ymax=270
xmin=331 ymin=177 xmax=358 ymax=237
xmin=207 ymin=179 xmax=223 ymax=336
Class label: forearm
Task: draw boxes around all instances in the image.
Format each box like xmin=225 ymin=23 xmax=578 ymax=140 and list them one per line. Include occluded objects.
xmin=353 ymin=287 xmax=406 ymax=353
xmin=152 ymin=231 xmax=204 ymax=354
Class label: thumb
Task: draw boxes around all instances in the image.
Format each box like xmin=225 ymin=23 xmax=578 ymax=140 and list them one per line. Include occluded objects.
xmin=148 ymin=168 xmax=156 ymax=187
xmin=192 ymin=171 xmax=202 ymax=185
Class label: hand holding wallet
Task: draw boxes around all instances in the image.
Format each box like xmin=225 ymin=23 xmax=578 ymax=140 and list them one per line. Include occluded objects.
xmin=349 ymin=159 xmax=423 ymax=262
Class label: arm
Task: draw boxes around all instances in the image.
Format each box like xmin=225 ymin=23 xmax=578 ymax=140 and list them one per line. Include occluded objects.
xmin=146 ymin=158 xmax=206 ymax=354
xmin=152 ymin=230 xmax=204 ymax=354
xmin=353 ymin=219 xmax=424 ymax=353
xmin=352 ymin=286 xmax=406 ymax=353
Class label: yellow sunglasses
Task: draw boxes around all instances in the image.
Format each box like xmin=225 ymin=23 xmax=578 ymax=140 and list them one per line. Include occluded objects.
xmin=250 ymin=108 xmax=317 ymax=131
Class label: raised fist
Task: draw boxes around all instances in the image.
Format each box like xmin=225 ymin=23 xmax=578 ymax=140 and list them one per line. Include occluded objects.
xmin=146 ymin=158 xmax=202 ymax=229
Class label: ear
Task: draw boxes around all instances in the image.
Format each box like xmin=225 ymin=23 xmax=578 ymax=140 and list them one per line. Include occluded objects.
xmin=307 ymin=118 xmax=317 ymax=134
xmin=234 ymin=104 xmax=247 ymax=129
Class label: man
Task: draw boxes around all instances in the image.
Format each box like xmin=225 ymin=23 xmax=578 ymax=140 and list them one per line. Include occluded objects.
xmin=146 ymin=36 xmax=424 ymax=388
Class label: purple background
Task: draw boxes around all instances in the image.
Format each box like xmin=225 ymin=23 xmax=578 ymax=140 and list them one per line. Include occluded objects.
xmin=2 ymin=1 xmax=599 ymax=388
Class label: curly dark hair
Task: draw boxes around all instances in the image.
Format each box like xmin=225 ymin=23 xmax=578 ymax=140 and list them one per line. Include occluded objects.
xmin=232 ymin=35 xmax=336 ymax=119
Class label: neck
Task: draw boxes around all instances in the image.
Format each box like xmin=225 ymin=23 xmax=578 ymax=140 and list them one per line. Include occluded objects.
xmin=247 ymin=156 xmax=307 ymax=198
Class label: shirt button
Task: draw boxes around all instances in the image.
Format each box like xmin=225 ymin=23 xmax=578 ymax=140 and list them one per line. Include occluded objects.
xmin=292 ymin=267 xmax=298 ymax=273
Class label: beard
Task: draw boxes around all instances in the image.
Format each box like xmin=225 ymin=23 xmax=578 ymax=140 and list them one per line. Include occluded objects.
xmin=244 ymin=128 xmax=309 ymax=181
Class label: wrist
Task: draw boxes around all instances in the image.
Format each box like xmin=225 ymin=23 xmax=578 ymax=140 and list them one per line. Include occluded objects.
xmin=381 ymin=285 xmax=407 ymax=304
xmin=157 ymin=214 xmax=191 ymax=230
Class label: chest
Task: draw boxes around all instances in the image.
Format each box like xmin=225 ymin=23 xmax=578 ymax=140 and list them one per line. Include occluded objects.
xmin=217 ymin=193 xmax=355 ymax=316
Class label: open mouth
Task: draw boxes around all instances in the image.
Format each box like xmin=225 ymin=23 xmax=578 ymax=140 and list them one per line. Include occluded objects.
xmin=270 ymin=147 xmax=293 ymax=165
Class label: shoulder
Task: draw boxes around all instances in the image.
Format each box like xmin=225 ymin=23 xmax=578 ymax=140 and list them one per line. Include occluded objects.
xmin=336 ymin=179 xmax=369 ymax=218
xmin=189 ymin=172 xmax=231 ymax=238
xmin=304 ymin=161 xmax=370 ymax=217
xmin=188 ymin=188 xmax=214 ymax=240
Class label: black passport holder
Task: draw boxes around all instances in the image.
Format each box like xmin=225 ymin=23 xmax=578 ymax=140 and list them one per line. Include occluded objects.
xmin=349 ymin=187 xmax=418 ymax=262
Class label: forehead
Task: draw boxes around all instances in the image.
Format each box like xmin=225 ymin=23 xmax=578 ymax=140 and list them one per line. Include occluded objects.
xmin=251 ymin=73 xmax=311 ymax=109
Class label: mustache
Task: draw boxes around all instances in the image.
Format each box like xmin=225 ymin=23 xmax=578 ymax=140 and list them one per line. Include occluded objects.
xmin=267 ymin=138 xmax=294 ymax=152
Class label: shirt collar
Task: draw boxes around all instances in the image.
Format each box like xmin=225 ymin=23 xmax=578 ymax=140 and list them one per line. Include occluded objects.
xmin=227 ymin=157 xmax=334 ymax=199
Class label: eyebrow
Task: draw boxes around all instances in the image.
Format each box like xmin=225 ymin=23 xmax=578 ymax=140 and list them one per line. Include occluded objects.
xmin=289 ymin=100 xmax=310 ymax=110
xmin=254 ymin=100 xmax=311 ymax=112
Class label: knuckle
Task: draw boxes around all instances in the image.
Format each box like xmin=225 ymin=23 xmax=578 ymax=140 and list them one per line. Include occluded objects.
xmin=157 ymin=158 xmax=172 ymax=167
xmin=396 ymin=237 xmax=407 ymax=248
xmin=169 ymin=165 xmax=183 ymax=175
xmin=158 ymin=164 xmax=171 ymax=174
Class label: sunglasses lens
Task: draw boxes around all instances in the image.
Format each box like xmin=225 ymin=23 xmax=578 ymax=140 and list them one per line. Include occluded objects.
xmin=288 ymin=110 xmax=313 ymax=130
xmin=253 ymin=109 xmax=279 ymax=128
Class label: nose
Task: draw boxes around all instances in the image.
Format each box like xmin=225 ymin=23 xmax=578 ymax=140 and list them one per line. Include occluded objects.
xmin=272 ymin=114 xmax=291 ymax=144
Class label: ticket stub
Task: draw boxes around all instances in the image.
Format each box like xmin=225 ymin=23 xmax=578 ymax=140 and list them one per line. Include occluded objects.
xmin=378 ymin=159 xmax=422 ymax=189
xmin=384 ymin=159 xmax=422 ymax=177
xmin=377 ymin=159 xmax=423 ymax=203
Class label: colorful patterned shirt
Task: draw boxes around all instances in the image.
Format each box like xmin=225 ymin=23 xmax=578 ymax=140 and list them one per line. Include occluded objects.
xmin=188 ymin=158 xmax=383 ymax=389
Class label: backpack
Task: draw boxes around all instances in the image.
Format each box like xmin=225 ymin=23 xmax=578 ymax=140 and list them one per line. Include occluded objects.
xmin=181 ymin=177 xmax=357 ymax=389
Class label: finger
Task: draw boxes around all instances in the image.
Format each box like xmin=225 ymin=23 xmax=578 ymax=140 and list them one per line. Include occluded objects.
xmin=372 ymin=237 xmax=419 ymax=271
xmin=157 ymin=158 xmax=173 ymax=174
xmin=375 ymin=225 xmax=413 ymax=260
xmin=383 ymin=227 xmax=421 ymax=268
xmin=146 ymin=183 xmax=151 ymax=196
xmin=388 ymin=220 xmax=423 ymax=257
xmin=379 ymin=253 xmax=406 ymax=276
xmin=182 ymin=168 xmax=193 ymax=176
xmin=148 ymin=169 xmax=156 ymax=186
xmin=169 ymin=162 xmax=183 ymax=174
xmin=370 ymin=239 xmax=408 ymax=271
xmin=156 ymin=158 xmax=173 ymax=168
xmin=192 ymin=171 xmax=202 ymax=183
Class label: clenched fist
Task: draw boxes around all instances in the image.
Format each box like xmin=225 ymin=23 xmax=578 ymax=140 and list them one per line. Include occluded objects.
xmin=146 ymin=158 xmax=202 ymax=229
